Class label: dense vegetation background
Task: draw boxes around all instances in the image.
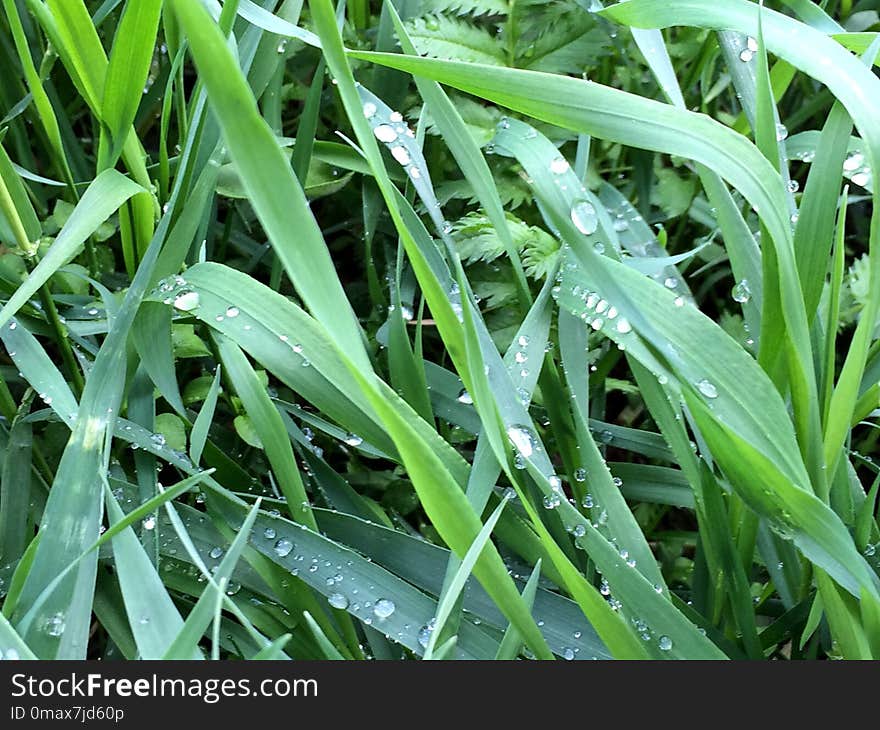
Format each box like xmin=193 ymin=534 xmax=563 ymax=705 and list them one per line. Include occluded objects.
xmin=0 ymin=0 xmax=878 ymax=661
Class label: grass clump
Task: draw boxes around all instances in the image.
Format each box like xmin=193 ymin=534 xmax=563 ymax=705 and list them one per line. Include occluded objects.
xmin=0 ymin=0 xmax=878 ymax=660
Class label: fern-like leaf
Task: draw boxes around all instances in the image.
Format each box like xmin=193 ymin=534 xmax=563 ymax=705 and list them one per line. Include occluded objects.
xmin=419 ymin=0 xmax=509 ymax=16
xmin=517 ymin=6 xmax=609 ymax=75
xmin=406 ymin=15 xmax=506 ymax=66
xmin=452 ymin=210 xmax=559 ymax=279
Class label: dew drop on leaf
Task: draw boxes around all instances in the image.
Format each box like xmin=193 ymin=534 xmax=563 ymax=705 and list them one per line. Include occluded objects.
xmin=373 ymin=598 xmax=395 ymax=619
xmin=507 ymin=424 xmax=537 ymax=458
xmin=373 ymin=125 xmax=397 ymax=143
xmin=696 ymin=379 xmax=718 ymax=399
xmin=570 ymin=200 xmax=598 ymax=236
xmin=732 ymin=279 xmax=751 ymax=304
xmin=173 ymin=291 xmax=200 ymax=311
xmin=273 ymin=538 xmax=294 ymax=557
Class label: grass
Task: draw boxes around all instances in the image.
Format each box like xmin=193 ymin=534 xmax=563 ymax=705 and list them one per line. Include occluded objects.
xmin=0 ymin=0 xmax=877 ymax=660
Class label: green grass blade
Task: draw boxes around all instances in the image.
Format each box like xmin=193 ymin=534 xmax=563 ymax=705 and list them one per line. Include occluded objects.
xmin=100 ymin=0 xmax=163 ymax=165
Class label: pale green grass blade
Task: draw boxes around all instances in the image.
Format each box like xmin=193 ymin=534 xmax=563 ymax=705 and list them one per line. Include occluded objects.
xmin=424 ymin=494 xmax=510 ymax=659
xmin=103 ymin=482 xmax=195 ymax=659
xmin=302 ymin=611 xmax=345 ymax=660
xmin=163 ymin=499 xmax=262 ymax=660
xmin=191 ymin=365 xmax=222 ymax=466
xmin=214 ymin=333 xmax=316 ymax=529
xmin=236 ymin=0 xmax=320 ymax=48
xmin=495 ymin=560 xmax=541 ymax=660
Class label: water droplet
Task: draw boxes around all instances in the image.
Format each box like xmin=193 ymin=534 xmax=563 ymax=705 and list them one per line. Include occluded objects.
xmin=775 ymin=123 xmax=788 ymax=142
xmin=507 ymin=424 xmax=537 ymax=458
xmin=658 ymin=635 xmax=673 ymax=651
xmin=390 ymin=146 xmax=411 ymax=165
xmin=664 ymin=277 xmax=678 ymax=289
xmin=363 ymin=102 xmax=377 ymax=119
xmin=343 ymin=433 xmax=363 ymax=447
xmin=418 ymin=619 xmax=436 ymax=648
xmin=574 ymin=468 xmax=587 ymax=482
xmin=373 ymin=598 xmax=395 ymax=619
xmin=852 ymin=171 xmax=871 ymax=187
xmin=570 ymin=200 xmax=598 ymax=236
xmin=44 ymin=612 xmax=66 ymax=637
xmin=787 ymin=179 xmax=799 ymax=193
xmin=550 ymin=157 xmax=570 ymax=175
xmin=613 ymin=217 xmax=629 ymax=233
xmin=696 ymin=379 xmax=718 ymax=399
xmin=274 ymin=538 xmax=294 ymax=557
xmin=739 ymin=49 xmax=754 ymax=62
xmin=225 ymin=306 xmax=240 ymax=318
xmin=328 ymin=592 xmax=349 ymax=610
xmin=457 ymin=388 xmax=473 ymax=405
xmin=747 ymin=36 xmax=758 ymax=52
xmin=732 ymin=279 xmax=751 ymax=304
xmin=373 ymin=125 xmax=398 ymax=143
xmin=562 ymin=646 xmax=576 ymax=660
xmin=142 ymin=515 xmax=156 ymax=530
xmin=173 ymin=291 xmax=200 ymax=311
xmin=844 ymin=153 xmax=864 ymax=172
xmin=865 ymin=543 xmax=877 ymax=557
xmin=389 ymin=111 xmax=403 ymax=123
xmin=543 ymin=493 xmax=561 ymax=509
xmin=581 ymin=493 xmax=594 ymax=509
xmin=615 ymin=318 xmax=632 ymax=334
xmin=209 ymin=547 xmax=224 ymax=560
xmin=263 ymin=527 xmax=276 ymax=540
